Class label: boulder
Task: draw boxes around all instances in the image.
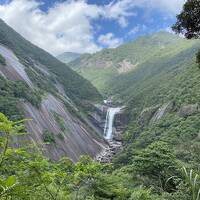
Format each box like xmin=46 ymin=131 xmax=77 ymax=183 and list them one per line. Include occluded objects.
xmin=178 ymin=104 xmax=199 ymax=117
xmin=113 ymin=130 xmax=123 ymax=141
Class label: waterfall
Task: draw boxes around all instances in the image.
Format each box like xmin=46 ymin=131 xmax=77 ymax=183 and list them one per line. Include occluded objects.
xmin=104 ymin=107 xmax=121 ymax=140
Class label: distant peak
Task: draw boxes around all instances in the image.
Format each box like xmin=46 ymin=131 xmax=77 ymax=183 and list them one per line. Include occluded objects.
xmin=56 ymin=52 xmax=82 ymax=64
xmin=149 ymin=31 xmax=182 ymax=39
xmin=57 ymin=52 xmax=81 ymax=56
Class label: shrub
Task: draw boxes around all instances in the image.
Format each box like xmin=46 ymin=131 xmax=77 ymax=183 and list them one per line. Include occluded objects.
xmin=53 ymin=112 xmax=66 ymax=131
xmin=132 ymin=141 xmax=178 ymax=192
xmin=130 ymin=188 xmax=157 ymax=200
xmin=57 ymin=132 xmax=64 ymax=140
xmin=0 ymin=54 xmax=6 ymax=65
xmin=42 ymin=130 xmax=55 ymax=144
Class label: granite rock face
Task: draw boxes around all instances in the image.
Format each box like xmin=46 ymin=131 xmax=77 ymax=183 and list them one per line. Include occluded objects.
xmin=113 ymin=111 xmax=128 ymax=141
xmin=88 ymin=104 xmax=108 ymax=132
xmin=139 ymin=106 xmax=160 ymax=126
xmin=0 ymin=45 xmax=106 ymax=162
xmin=22 ymin=94 xmax=106 ymax=161
xmin=151 ymin=102 xmax=174 ymax=123
xmin=178 ymin=104 xmax=199 ymax=117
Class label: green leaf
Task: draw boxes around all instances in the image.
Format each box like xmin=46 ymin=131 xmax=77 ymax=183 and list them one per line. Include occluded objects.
xmin=5 ymin=176 xmax=16 ymax=187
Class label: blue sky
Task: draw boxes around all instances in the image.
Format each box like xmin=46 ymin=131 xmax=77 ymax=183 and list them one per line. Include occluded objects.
xmin=0 ymin=0 xmax=185 ymax=55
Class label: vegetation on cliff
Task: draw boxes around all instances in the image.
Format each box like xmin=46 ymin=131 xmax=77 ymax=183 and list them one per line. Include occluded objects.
xmin=0 ymin=54 xmax=6 ymax=65
xmin=0 ymin=76 xmax=41 ymax=119
xmin=0 ymin=19 xmax=101 ymax=103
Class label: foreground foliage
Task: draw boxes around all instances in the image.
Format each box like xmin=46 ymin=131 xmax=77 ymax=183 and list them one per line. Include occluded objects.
xmin=0 ymin=112 xmax=200 ymax=200
xmin=0 ymin=113 xmax=132 ymax=200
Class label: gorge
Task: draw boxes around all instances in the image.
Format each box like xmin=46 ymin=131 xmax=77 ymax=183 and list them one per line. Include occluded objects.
xmin=1 ymin=1 xmax=200 ymax=197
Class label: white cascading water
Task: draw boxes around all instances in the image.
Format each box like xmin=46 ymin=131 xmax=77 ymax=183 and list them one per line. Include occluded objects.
xmin=104 ymin=107 xmax=121 ymax=140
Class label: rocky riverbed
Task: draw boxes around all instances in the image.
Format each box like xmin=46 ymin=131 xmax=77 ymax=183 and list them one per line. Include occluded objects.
xmin=95 ymin=140 xmax=122 ymax=163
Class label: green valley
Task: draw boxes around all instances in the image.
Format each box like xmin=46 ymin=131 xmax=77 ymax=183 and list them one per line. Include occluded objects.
xmin=1 ymin=0 xmax=200 ymax=199
xmin=69 ymin=32 xmax=199 ymax=94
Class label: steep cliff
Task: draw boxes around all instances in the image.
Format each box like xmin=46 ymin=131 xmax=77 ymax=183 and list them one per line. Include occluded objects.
xmin=0 ymin=20 xmax=106 ymax=161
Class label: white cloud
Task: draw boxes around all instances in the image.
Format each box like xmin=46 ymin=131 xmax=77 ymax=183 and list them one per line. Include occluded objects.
xmin=104 ymin=0 xmax=185 ymax=27
xmin=0 ymin=0 xmax=102 ymax=55
xmin=148 ymin=0 xmax=186 ymax=14
xmin=128 ymin=24 xmax=147 ymax=36
xmin=98 ymin=33 xmax=123 ymax=48
xmin=104 ymin=0 xmax=138 ymax=28
xmin=0 ymin=0 xmax=185 ymax=55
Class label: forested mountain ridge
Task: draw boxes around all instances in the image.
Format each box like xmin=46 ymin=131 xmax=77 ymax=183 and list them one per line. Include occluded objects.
xmin=0 ymin=19 xmax=106 ymax=161
xmin=69 ymin=31 xmax=199 ymax=94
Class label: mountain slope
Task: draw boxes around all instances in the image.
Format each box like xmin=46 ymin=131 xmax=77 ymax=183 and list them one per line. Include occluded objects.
xmin=0 ymin=19 xmax=101 ymax=102
xmin=57 ymin=52 xmax=81 ymax=64
xmin=69 ymin=31 xmax=200 ymax=170
xmin=113 ymin=50 xmax=200 ymax=173
xmin=69 ymin=32 xmax=198 ymax=94
xmin=0 ymin=19 xmax=105 ymax=161
xmin=109 ymin=38 xmax=200 ymax=102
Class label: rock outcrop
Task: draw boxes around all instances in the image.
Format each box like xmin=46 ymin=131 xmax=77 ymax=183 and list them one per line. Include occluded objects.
xmin=178 ymin=104 xmax=199 ymax=117
xmin=151 ymin=102 xmax=174 ymax=123
xmin=88 ymin=104 xmax=108 ymax=131
xmin=138 ymin=102 xmax=199 ymax=126
xmin=95 ymin=140 xmax=122 ymax=163
xmin=113 ymin=110 xmax=128 ymax=141
xmin=139 ymin=105 xmax=160 ymax=126
xmin=22 ymin=94 xmax=106 ymax=161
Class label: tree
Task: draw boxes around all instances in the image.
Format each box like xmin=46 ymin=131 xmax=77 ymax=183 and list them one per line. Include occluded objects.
xmin=172 ymin=0 xmax=200 ymax=39
xmin=132 ymin=142 xmax=178 ymax=192
xmin=172 ymin=0 xmax=200 ymax=66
